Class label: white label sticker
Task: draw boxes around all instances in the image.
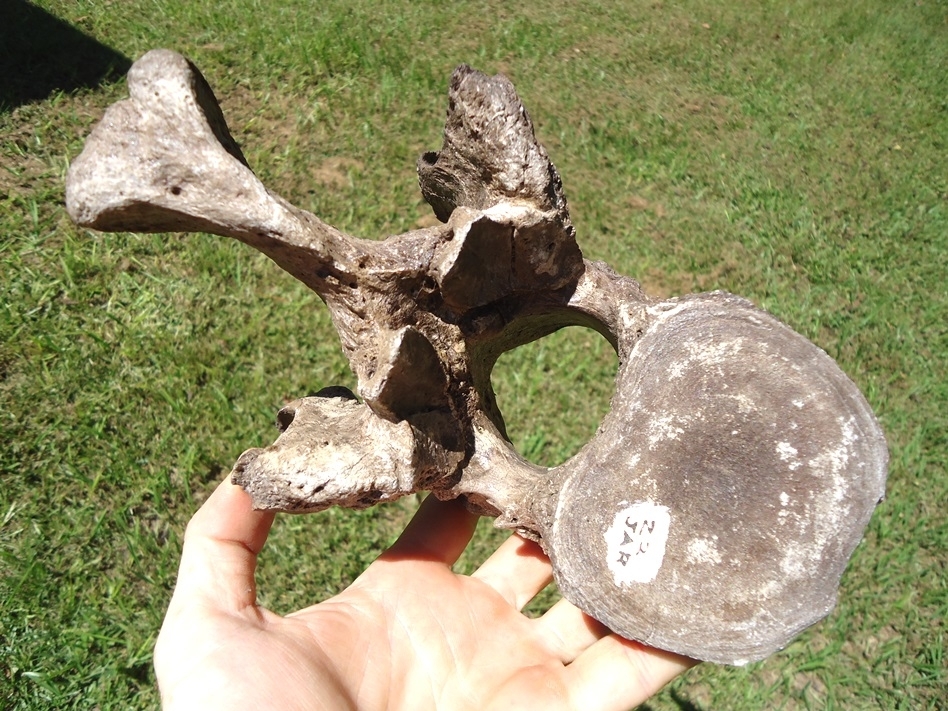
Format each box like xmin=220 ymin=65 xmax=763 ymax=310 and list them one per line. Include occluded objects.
xmin=606 ymin=502 xmax=671 ymax=585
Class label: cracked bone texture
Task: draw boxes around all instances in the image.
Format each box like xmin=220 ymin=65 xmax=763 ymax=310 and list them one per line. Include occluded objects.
xmin=66 ymin=50 xmax=888 ymax=665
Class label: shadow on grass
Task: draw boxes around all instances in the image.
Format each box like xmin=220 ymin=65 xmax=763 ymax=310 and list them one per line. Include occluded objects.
xmin=640 ymin=686 xmax=706 ymax=711
xmin=0 ymin=0 xmax=131 ymax=112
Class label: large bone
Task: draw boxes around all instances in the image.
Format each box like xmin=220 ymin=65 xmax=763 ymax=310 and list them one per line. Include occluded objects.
xmin=66 ymin=50 xmax=888 ymax=665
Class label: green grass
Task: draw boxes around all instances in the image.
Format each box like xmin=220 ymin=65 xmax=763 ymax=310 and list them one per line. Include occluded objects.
xmin=2 ymin=0 xmax=946 ymax=708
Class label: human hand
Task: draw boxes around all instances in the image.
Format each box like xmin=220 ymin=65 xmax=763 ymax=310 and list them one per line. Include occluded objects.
xmin=154 ymin=476 xmax=695 ymax=710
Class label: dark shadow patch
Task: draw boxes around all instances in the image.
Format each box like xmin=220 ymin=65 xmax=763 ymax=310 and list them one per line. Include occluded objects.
xmin=638 ymin=687 xmax=707 ymax=711
xmin=0 ymin=0 xmax=131 ymax=112
xmin=119 ymin=661 xmax=152 ymax=685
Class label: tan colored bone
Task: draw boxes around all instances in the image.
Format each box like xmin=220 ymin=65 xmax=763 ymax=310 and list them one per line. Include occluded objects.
xmin=66 ymin=50 xmax=888 ymax=664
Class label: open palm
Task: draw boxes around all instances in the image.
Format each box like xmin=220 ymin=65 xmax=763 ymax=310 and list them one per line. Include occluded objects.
xmin=154 ymin=477 xmax=693 ymax=710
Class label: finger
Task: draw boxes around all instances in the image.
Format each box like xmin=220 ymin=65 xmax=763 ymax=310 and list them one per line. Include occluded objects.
xmin=381 ymin=494 xmax=479 ymax=567
xmin=169 ymin=474 xmax=275 ymax=614
xmin=532 ymin=598 xmax=611 ymax=662
xmin=563 ymin=635 xmax=697 ymax=711
xmin=470 ymin=533 xmax=554 ymax=610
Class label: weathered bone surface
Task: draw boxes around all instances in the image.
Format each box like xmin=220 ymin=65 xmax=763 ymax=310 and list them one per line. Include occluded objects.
xmin=66 ymin=49 xmax=889 ymax=665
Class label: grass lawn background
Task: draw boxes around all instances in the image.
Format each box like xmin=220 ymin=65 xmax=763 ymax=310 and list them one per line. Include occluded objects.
xmin=1 ymin=0 xmax=945 ymax=708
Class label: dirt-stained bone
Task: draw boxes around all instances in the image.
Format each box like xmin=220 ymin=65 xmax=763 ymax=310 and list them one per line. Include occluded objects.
xmin=66 ymin=49 xmax=888 ymax=665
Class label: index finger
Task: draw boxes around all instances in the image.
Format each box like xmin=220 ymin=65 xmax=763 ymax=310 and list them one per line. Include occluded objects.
xmin=380 ymin=494 xmax=479 ymax=567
